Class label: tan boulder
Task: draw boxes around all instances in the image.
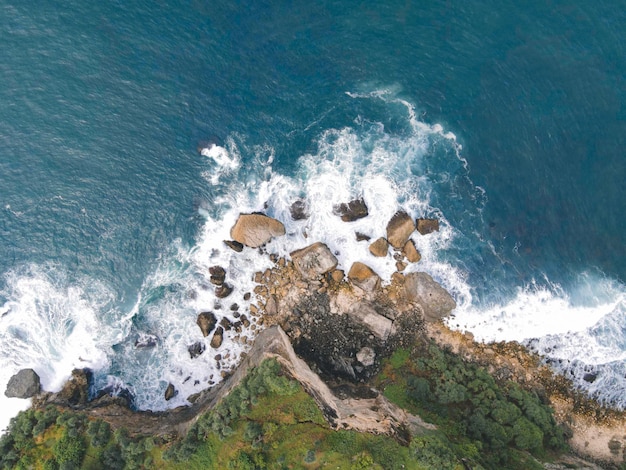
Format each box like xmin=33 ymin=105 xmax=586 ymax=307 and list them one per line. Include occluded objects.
xmin=196 ymin=312 xmax=218 ymax=337
xmin=416 ymin=218 xmax=440 ymax=235
xmin=348 ymin=262 xmax=381 ymax=292
xmin=210 ymin=327 xmax=224 ymax=348
xmin=290 ymin=242 xmax=338 ymax=280
xmin=230 ymin=213 xmax=285 ymax=248
xmin=369 ymin=237 xmax=389 ymax=257
xmin=402 ymin=240 xmax=421 ymax=263
xmin=386 ymin=211 xmax=415 ymax=249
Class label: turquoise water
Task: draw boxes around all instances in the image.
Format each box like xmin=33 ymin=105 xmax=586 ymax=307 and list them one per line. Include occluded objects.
xmin=1 ymin=0 xmax=624 ymax=426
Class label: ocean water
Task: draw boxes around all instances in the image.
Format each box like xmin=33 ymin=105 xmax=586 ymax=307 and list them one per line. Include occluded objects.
xmin=1 ymin=0 xmax=624 ymax=430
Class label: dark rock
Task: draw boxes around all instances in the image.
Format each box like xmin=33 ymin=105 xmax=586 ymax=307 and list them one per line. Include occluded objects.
xmin=230 ymin=303 xmax=239 ymax=311
xmin=403 ymin=272 xmax=456 ymax=321
xmin=290 ymin=200 xmax=309 ymax=220
xmin=197 ymin=312 xmax=218 ymax=337
xmin=135 ymin=333 xmax=158 ymax=348
xmin=583 ymin=372 xmax=597 ymax=383
xmin=210 ymin=327 xmax=224 ymax=349
xmin=220 ymin=317 xmax=233 ymax=331
xmin=230 ymin=213 xmax=286 ymax=248
xmin=224 ymin=240 xmax=244 ymax=252
xmin=215 ymin=283 xmax=233 ymax=298
xmin=291 ymin=242 xmax=338 ymax=280
xmin=333 ymin=198 xmax=368 ymax=222
xmin=188 ymin=342 xmax=206 ymax=359
xmin=164 ymin=383 xmax=177 ymax=401
xmin=243 ymin=292 xmax=251 ymax=301
xmin=369 ymin=237 xmax=389 ymax=257
xmin=5 ymin=369 xmax=41 ymax=398
xmin=355 ymin=232 xmax=371 ymax=242
xmin=416 ymin=218 xmax=440 ymax=235
xmin=209 ymin=266 xmax=226 ymax=286
xmin=386 ymin=211 xmax=415 ymax=249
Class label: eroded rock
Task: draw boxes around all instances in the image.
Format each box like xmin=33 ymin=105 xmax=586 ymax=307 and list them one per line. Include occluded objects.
xmin=291 ymin=242 xmax=338 ymax=280
xmin=230 ymin=214 xmax=286 ymax=248
xmin=356 ymin=347 xmax=376 ymax=367
xmin=386 ymin=211 xmax=415 ymax=249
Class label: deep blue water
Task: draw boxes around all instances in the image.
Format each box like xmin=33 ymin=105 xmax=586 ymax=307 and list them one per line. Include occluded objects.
xmin=1 ymin=0 xmax=625 ymax=424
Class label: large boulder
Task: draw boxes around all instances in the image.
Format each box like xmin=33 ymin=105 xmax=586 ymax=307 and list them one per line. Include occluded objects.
xmin=386 ymin=212 xmax=415 ymax=249
xmin=210 ymin=327 xmax=224 ymax=349
xmin=416 ymin=218 xmax=440 ymax=235
xmin=291 ymin=242 xmax=338 ymax=280
xmin=333 ymin=198 xmax=368 ymax=222
xmin=348 ymin=262 xmax=381 ymax=292
xmin=197 ymin=312 xmax=218 ymax=337
xmin=230 ymin=214 xmax=285 ymax=248
xmin=5 ymin=369 xmax=41 ymax=398
xmin=402 ymin=240 xmax=421 ymax=263
xmin=403 ymin=272 xmax=456 ymax=321
xmin=369 ymin=237 xmax=389 ymax=257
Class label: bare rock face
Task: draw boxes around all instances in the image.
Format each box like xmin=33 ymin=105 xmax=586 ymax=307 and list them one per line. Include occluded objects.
xmin=197 ymin=312 xmax=218 ymax=337
xmin=348 ymin=302 xmax=393 ymax=341
xmin=369 ymin=237 xmax=389 ymax=257
xmin=291 ymin=242 xmax=338 ymax=280
xmin=230 ymin=213 xmax=286 ymax=248
xmin=5 ymin=369 xmax=41 ymax=398
xmin=402 ymin=240 xmax=421 ymax=263
xmin=333 ymin=198 xmax=368 ymax=222
xmin=348 ymin=262 xmax=381 ymax=292
xmin=386 ymin=212 xmax=416 ymax=249
xmin=416 ymin=218 xmax=440 ymax=235
xmin=403 ymin=272 xmax=456 ymax=321
xmin=55 ymin=369 xmax=91 ymax=405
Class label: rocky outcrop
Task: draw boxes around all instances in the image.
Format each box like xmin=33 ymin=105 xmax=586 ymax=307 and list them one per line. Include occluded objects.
xmin=348 ymin=262 xmax=381 ymax=292
xmin=5 ymin=369 xmax=41 ymax=398
xmin=386 ymin=211 xmax=415 ymax=249
xmin=333 ymin=198 xmax=368 ymax=222
xmin=403 ymin=272 xmax=456 ymax=321
xmin=197 ymin=312 xmax=218 ymax=337
xmin=230 ymin=213 xmax=285 ymax=248
xmin=369 ymin=237 xmax=389 ymax=257
xmin=416 ymin=218 xmax=440 ymax=235
xmin=290 ymin=242 xmax=338 ymax=280
xmin=209 ymin=266 xmax=226 ymax=285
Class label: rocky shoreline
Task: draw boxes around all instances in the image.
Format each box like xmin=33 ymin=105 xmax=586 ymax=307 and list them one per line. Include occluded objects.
xmin=7 ymin=201 xmax=626 ymax=467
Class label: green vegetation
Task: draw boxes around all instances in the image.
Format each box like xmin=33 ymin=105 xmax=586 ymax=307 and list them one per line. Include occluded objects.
xmin=0 ymin=346 xmax=570 ymax=470
xmin=376 ymin=343 xmax=569 ymax=469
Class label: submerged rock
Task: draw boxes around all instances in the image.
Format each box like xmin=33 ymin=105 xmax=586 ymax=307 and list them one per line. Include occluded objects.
xmin=333 ymin=198 xmax=368 ymax=222
xmin=197 ymin=312 xmax=218 ymax=337
xmin=290 ymin=199 xmax=309 ymax=220
xmin=291 ymin=242 xmax=338 ymax=280
xmin=386 ymin=212 xmax=415 ymax=249
xmin=369 ymin=237 xmax=389 ymax=257
xmin=188 ymin=342 xmax=206 ymax=359
xmin=230 ymin=213 xmax=286 ymax=248
xmin=416 ymin=218 xmax=440 ymax=235
xmin=403 ymin=272 xmax=456 ymax=321
xmin=5 ymin=369 xmax=41 ymax=398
